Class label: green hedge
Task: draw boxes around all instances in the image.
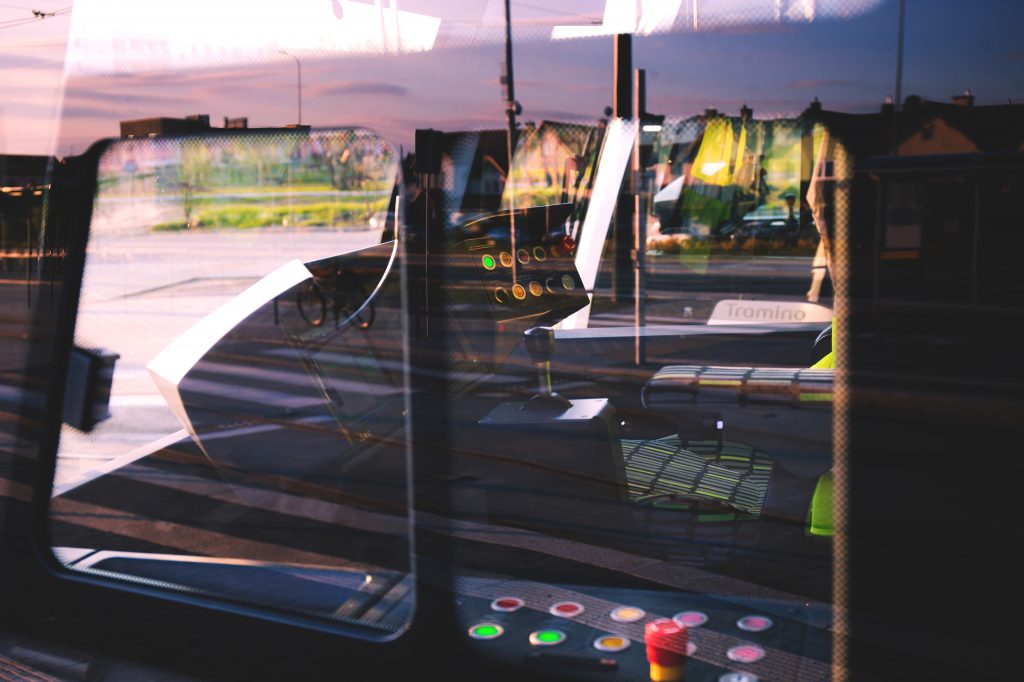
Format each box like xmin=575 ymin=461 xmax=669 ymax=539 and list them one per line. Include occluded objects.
xmin=153 ymin=198 xmax=389 ymax=231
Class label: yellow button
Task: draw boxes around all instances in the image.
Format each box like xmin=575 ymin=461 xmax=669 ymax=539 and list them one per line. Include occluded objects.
xmin=610 ymin=606 xmax=646 ymax=623
xmin=594 ymin=635 xmax=630 ymax=653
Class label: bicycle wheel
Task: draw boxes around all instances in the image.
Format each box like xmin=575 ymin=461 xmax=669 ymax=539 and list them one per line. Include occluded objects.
xmin=296 ymin=281 xmax=327 ymax=328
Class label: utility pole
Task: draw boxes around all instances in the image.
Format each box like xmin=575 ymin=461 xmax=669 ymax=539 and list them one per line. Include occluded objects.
xmin=894 ymin=0 xmax=905 ymax=113
xmin=891 ymin=0 xmax=905 ymax=155
xmin=279 ymin=50 xmax=302 ymax=125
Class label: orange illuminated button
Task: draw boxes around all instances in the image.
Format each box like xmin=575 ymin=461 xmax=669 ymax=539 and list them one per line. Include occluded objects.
xmin=512 ymin=284 xmax=526 ymax=300
xmin=499 ymin=251 xmax=513 ymax=267
xmin=490 ymin=597 xmax=524 ymax=612
xmin=528 ymin=281 xmax=543 ymax=297
xmin=593 ymin=635 xmax=631 ymax=653
xmin=645 ymin=618 xmax=688 ymax=682
xmin=610 ymin=606 xmax=646 ymax=623
xmin=549 ymin=601 xmax=584 ymax=618
xmin=517 ymin=248 xmax=530 ymax=264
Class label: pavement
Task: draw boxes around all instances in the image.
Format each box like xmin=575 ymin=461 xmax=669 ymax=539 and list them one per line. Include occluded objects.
xmin=2 ymin=223 xmax=828 ymax=490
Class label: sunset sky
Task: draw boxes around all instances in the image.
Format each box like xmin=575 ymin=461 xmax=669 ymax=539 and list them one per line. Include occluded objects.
xmin=2 ymin=0 xmax=1022 ymax=157
xmin=1 ymin=1 xmax=70 ymax=155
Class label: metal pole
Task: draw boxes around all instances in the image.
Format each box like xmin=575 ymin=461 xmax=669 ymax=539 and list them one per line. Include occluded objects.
xmin=612 ymin=34 xmax=634 ymax=304
xmin=503 ymin=0 xmax=519 ymax=284
xmin=633 ymin=68 xmax=647 ymax=366
xmin=503 ymin=0 xmax=518 ymax=146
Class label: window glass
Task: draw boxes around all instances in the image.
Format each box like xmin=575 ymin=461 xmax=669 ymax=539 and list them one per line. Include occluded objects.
xmin=50 ymin=128 xmax=412 ymax=634
xmin=28 ymin=0 xmax=1024 ymax=677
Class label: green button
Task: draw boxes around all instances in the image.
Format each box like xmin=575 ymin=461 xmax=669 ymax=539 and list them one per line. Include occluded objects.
xmin=482 ymin=255 xmax=496 ymax=270
xmin=529 ymin=629 xmax=567 ymax=646
xmin=469 ymin=623 xmax=504 ymax=640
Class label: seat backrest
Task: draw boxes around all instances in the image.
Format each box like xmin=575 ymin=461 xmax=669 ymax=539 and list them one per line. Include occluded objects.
xmin=642 ymin=365 xmax=833 ymax=412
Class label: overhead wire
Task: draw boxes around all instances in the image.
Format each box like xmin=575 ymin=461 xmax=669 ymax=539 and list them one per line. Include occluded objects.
xmin=0 ymin=6 xmax=70 ymax=30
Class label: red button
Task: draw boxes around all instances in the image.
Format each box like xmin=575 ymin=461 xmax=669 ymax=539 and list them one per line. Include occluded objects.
xmin=549 ymin=601 xmax=584 ymax=618
xmin=491 ymin=597 xmax=524 ymax=612
xmin=560 ymin=234 xmax=576 ymax=255
xmin=645 ymin=618 xmax=688 ymax=666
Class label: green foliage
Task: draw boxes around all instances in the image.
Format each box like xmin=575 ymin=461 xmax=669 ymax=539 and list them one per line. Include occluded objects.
xmin=153 ymin=197 xmax=390 ymax=231
xmin=648 ymin=235 xmax=819 ymax=258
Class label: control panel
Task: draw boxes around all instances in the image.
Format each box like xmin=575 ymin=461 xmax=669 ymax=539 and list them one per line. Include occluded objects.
xmin=462 ymin=233 xmax=586 ymax=322
xmin=458 ymin=579 xmax=832 ymax=681
xmin=444 ymin=203 xmax=589 ymax=371
xmin=451 ymin=202 xmax=587 ymax=322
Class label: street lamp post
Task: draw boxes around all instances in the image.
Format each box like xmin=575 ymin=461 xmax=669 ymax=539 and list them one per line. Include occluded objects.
xmin=279 ymin=50 xmax=302 ymax=125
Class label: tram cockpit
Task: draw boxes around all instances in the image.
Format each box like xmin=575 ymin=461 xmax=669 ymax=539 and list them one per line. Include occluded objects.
xmin=40 ymin=101 xmax=839 ymax=681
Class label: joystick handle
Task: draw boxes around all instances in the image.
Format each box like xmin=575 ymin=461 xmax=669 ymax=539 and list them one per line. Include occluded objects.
xmin=524 ymin=326 xmax=555 ymax=365
xmin=524 ymin=326 xmax=556 ymax=395
xmin=522 ymin=326 xmax=570 ymax=411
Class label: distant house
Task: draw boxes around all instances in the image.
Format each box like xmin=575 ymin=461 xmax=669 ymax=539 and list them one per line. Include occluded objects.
xmin=814 ymin=94 xmax=1024 ymax=158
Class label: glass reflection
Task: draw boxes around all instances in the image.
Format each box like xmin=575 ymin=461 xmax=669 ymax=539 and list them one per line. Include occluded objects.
xmin=30 ymin=0 xmax=1024 ymax=677
xmin=49 ymin=128 xmax=412 ymax=634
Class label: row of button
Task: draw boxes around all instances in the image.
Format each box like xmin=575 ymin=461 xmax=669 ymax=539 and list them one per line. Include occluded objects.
xmin=490 ymin=598 xmax=772 ymax=633
xmin=493 ymin=275 xmax=576 ymax=303
xmin=468 ymin=623 xmax=698 ymax=655
xmin=481 ymin=247 xmax=549 ymax=271
xmin=467 ymin=622 xmax=763 ymax=664
xmin=469 ymin=623 xmax=628 ymax=652
xmin=479 ymin=235 xmax=577 ymax=271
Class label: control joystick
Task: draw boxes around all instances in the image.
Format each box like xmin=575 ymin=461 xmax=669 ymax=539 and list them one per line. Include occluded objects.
xmin=478 ymin=328 xmax=633 ymax=545
xmin=522 ymin=327 xmax=572 ymax=411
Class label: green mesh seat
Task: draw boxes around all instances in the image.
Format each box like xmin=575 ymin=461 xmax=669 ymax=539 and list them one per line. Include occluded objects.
xmin=621 ymin=436 xmax=773 ymax=516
